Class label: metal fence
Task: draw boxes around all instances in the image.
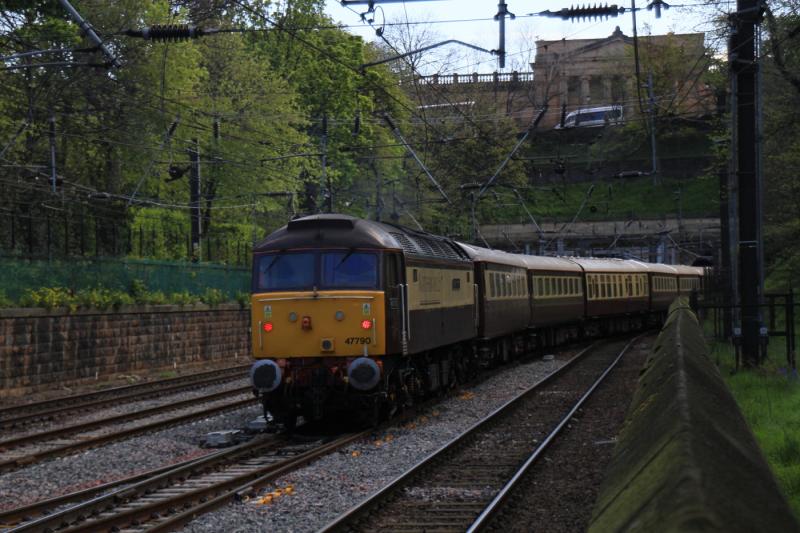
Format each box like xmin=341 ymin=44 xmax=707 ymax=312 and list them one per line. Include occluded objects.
xmin=0 ymin=204 xmax=262 ymax=266
xmin=0 ymin=256 xmax=249 ymax=300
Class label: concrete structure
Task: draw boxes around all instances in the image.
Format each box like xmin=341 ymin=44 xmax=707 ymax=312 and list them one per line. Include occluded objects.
xmin=480 ymin=216 xmax=719 ymax=264
xmin=589 ymin=301 xmax=800 ymax=533
xmin=533 ymin=27 xmax=713 ymax=128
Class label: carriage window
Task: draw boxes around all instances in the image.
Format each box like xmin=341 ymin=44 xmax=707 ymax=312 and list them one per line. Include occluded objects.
xmin=536 ymin=278 xmax=542 ymax=296
xmin=452 ymin=278 xmax=461 ymax=290
xmin=490 ymin=273 xmax=496 ymax=298
xmin=467 ymin=272 xmax=470 ymax=283
xmin=413 ymin=269 xmax=419 ymax=282
xmin=557 ymin=278 xmax=562 ymax=295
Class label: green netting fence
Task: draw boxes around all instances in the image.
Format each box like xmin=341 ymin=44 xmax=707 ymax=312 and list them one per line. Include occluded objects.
xmin=0 ymin=256 xmax=249 ymax=301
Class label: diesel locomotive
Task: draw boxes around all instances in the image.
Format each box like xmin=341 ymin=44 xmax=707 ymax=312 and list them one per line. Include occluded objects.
xmin=249 ymin=214 xmax=704 ymax=427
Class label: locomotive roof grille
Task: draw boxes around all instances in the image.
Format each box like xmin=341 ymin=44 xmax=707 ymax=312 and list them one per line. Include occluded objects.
xmin=389 ymin=231 xmax=467 ymax=261
xmin=389 ymin=232 xmax=418 ymax=255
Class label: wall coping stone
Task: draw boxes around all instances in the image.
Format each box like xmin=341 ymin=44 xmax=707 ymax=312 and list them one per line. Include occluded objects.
xmin=588 ymin=299 xmax=800 ymax=532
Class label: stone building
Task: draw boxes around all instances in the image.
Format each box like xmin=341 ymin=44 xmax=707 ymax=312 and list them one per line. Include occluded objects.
xmin=533 ymin=27 xmax=712 ymax=128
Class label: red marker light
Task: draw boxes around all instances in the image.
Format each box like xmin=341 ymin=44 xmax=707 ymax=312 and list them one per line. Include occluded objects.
xmin=361 ymin=319 xmax=372 ymax=329
xmin=263 ymin=322 xmax=273 ymax=332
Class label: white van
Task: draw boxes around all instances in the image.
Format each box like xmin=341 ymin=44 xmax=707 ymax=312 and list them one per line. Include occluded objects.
xmin=555 ymin=105 xmax=624 ymax=129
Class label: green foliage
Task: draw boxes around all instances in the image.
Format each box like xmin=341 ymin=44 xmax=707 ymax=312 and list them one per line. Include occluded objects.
xmin=0 ymin=290 xmax=13 ymax=308
xmin=477 ymin=174 xmax=717 ymax=225
xmin=716 ymin=340 xmax=800 ymax=517
xmin=235 ymin=291 xmax=251 ymax=308
xmin=8 ymin=278 xmax=245 ymax=310
xmin=0 ymin=0 xmax=410 ymax=261
xmin=199 ymin=288 xmax=225 ymax=306
xmin=169 ymin=290 xmax=198 ymax=306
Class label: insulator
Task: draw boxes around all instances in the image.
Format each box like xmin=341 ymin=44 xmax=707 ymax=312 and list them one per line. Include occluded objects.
xmin=647 ymin=0 xmax=670 ymax=19
xmin=541 ymin=4 xmax=624 ymax=21
xmin=131 ymin=25 xmax=202 ymax=42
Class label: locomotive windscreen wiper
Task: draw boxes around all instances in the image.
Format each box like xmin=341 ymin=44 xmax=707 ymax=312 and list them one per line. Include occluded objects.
xmin=334 ymin=249 xmax=355 ymax=270
xmin=264 ymin=253 xmax=282 ymax=272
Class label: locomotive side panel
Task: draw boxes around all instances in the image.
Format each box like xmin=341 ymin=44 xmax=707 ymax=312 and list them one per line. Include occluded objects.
xmin=405 ymin=262 xmax=476 ymax=353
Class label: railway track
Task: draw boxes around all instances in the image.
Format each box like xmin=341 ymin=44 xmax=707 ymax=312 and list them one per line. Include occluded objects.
xmin=2 ymin=429 xmax=369 ymax=532
xmin=320 ymin=337 xmax=639 ymax=533
xmin=0 ymin=365 xmax=250 ymax=430
xmin=0 ymin=385 xmax=256 ymax=474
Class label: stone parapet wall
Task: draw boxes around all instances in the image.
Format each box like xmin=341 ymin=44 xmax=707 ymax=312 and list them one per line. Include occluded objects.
xmin=588 ymin=300 xmax=799 ymax=532
xmin=0 ymin=304 xmax=250 ymax=396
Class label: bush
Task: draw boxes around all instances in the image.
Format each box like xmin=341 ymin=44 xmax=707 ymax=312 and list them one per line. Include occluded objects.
xmin=0 ymin=290 xmax=15 ymax=308
xmin=129 ymin=279 xmax=148 ymax=304
xmin=235 ymin=291 xmax=251 ymax=308
xmin=200 ymin=288 xmax=226 ymax=306
xmin=7 ymin=281 xmax=242 ymax=311
xmin=170 ymin=291 xmax=199 ymax=306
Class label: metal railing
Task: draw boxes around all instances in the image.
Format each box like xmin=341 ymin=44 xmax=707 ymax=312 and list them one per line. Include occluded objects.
xmin=410 ymin=71 xmax=534 ymax=86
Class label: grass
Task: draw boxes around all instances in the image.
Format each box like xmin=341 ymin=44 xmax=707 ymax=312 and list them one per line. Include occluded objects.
xmin=711 ymin=337 xmax=800 ymax=517
xmin=483 ymin=173 xmax=719 ymax=224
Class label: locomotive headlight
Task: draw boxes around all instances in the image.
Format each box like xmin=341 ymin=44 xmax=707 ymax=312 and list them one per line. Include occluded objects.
xmin=250 ymin=359 xmax=282 ymax=392
xmin=361 ymin=319 xmax=372 ymax=329
xmin=335 ymin=310 xmax=345 ymax=321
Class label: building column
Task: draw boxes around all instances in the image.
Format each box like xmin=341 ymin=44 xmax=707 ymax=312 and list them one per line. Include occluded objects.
xmin=603 ymin=77 xmax=612 ymax=101
xmin=581 ymin=76 xmax=590 ymax=105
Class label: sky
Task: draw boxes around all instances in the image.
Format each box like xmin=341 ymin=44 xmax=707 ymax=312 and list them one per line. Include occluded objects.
xmin=323 ymin=1 xmax=727 ymax=74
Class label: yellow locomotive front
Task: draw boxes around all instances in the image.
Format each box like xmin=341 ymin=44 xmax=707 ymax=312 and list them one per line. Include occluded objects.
xmin=249 ymin=215 xmax=406 ymax=428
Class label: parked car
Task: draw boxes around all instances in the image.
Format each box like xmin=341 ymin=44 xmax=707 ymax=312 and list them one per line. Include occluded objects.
xmin=555 ymin=105 xmax=624 ymax=129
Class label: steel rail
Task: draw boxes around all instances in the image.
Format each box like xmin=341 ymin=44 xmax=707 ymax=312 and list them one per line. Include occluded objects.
xmin=0 ymin=446 xmax=238 ymax=527
xmin=9 ymin=431 xmax=369 ymax=533
xmin=0 ymin=364 xmax=250 ymax=421
xmin=0 ymin=385 xmax=251 ymax=450
xmin=4 ymin=434 xmax=288 ymax=532
xmin=319 ymin=337 xmax=638 ymax=532
xmin=0 ymin=395 xmax=255 ymax=474
xmin=466 ymin=335 xmax=640 ymax=532
xmin=0 ymin=370 xmax=249 ymax=430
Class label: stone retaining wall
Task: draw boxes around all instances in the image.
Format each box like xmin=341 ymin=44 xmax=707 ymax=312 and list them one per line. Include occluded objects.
xmin=0 ymin=304 xmax=250 ymax=397
xmin=588 ymin=300 xmax=799 ymax=532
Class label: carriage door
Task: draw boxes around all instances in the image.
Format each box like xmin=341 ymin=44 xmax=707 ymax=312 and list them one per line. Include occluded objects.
xmin=384 ymin=252 xmax=406 ymax=355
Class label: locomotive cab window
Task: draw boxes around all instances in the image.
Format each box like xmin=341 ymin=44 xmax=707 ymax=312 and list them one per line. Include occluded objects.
xmin=321 ymin=251 xmax=378 ymax=289
xmin=257 ymin=252 xmax=315 ymax=291
xmin=255 ymin=250 xmax=379 ymax=291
